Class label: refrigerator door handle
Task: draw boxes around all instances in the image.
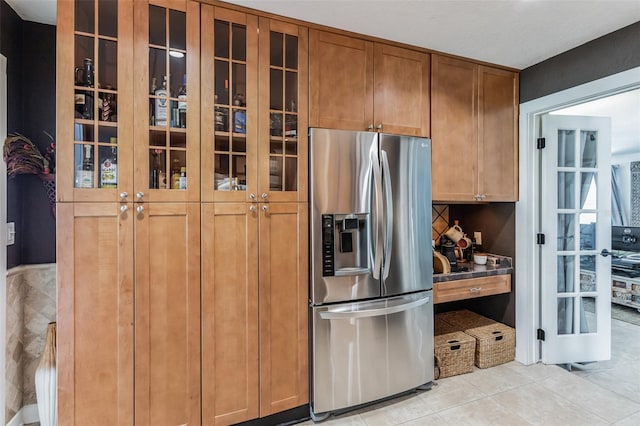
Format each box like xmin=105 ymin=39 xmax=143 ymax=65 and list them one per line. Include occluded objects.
xmin=381 ymin=150 xmax=393 ymax=280
xmin=318 ymin=294 xmax=431 ymax=320
xmin=371 ymin=147 xmax=383 ymax=280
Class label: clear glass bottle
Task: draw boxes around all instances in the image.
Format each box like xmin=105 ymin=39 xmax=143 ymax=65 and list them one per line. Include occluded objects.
xmin=78 ymin=145 xmax=94 ymax=188
xmin=155 ymin=75 xmax=168 ymax=126
xmin=100 ymin=137 xmax=118 ymax=188
xmin=178 ymin=74 xmax=187 ymax=128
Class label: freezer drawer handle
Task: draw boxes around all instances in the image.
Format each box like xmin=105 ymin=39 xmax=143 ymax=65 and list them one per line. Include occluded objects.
xmin=319 ymin=295 xmax=430 ymax=320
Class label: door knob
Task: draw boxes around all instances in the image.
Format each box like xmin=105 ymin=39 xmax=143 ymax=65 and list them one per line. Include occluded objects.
xmin=367 ymin=124 xmax=374 ymax=130
xmin=120 ymin=205 xmax=128 ymax=213
xmin=249 ymin=193 xmax=256 ymax=200
xmin=261 ymin=193 xmax=268 ymax=200
xmin=136 ymin=191 xmax=144 ymax=200
xmin=120 ymin=192 xmax=128 ymax=200
xmin=376 ymin=123 xmax=383 ymax=130
xmin=600 ymin=249 xmax=612 ymax=257
xmin=262 ymin=205 xmax=268 ymax=212
xmin=136 ymin=206 xmax=144 ymax=213
xmin=249 ymin=205 xmax=256 ymax=212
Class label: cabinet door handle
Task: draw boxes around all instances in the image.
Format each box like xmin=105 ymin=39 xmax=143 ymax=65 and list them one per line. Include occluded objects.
xmin=120 ymin=192 xmax=128 ymax=200
xmin=367 ymin=124 xmax=374 ymax=130
xmin=249 ymin=205 xmax=256 ymax=212
xmin=249 ymin=193 xmax=256 ymax=200
xmin=120 ymin=205 xmax=128 ymax=213
xmin=262 ymin=205 xmax=268 ymax=212
xmin=136 ymin=206 xmax=144 ymax=213
xmin=261 ymin=193 xmax=268 ymax=200
xmin=469 ymin=287 xmax=482 ymax=292
xmin=136 ymin=191 xmax=144 ymax=200
xmin=376 ymin=123 xmax=383 ymax=130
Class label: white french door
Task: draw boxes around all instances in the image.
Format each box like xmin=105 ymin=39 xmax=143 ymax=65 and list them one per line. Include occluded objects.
xmin=540 ymin=114 xmax=612 ymax=364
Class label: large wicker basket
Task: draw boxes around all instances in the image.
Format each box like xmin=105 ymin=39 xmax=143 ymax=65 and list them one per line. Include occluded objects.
xmin=434 ymin=315 xmax=458 ymax=336
xmin=465 ymin=323 xmax=515 ymax=368
xmin=434 ymin=331 xmax=476 ymax=379
xmin=438 ymin=309 xmax=496 ymax=331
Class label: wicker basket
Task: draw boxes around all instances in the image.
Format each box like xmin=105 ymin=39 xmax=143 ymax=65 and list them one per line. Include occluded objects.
xmin=434 ymin=315 xmax=458 ymax=335
xmin=434 ymin=331 xmax=476 ymax=379
xmin=465 ymin=323 xmax=515 ymax=368
xmin=438 ymin=309 xmax=496 ymax=331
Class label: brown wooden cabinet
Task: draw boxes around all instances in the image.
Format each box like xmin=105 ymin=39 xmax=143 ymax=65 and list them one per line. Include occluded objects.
xmin=200 ymin=8 xmax=309 ymax=424
xmin=431 ymin=54 xmax=518 ymax=202
xmin=310 ymin=30 xmax=430 ymax=136
xmin=433 ymin=274 xmax=512 ymax=304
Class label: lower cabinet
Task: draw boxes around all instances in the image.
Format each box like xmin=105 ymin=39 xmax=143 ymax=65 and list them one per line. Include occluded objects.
xmin=58 ymin=202 xmax=201 ymax=426
xmin=433 ymin=274 xmax=512 ymax=304
xmin=201 ymin=202 xmax=309 ymax=424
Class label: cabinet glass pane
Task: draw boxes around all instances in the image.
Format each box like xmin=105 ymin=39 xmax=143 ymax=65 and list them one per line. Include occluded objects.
xmin=214 ymin=20 xmax=229 ymax=58
xmin=150 ymin=149 xmax=168 ymax=189
xmin=169 ymin=10 xmax=186 ymax=50
xmin=74 ymin=144 xmax=96 ymax=188
xmin=232 ymin=136 xmax=246 ymax=153
xmin=285 ymin=71 xmax=297 ymax=112
xmin=215 ymin=154 xmax=230 ymax=189
xmin=557 ymin=256 xmax=575 ymax=293
xmin=150 ymin=130 xmax=166 ymax=147
xmin=98 ymin=125 xmax=117 ymax=143
xmin=270 ymin=69 xmax=283 ymax=110
xmin=580 ymin=297 xmax=597 ymax=333
xmin=74 ymin=122 xmax=94 ymax=142
xmin=98 ymin=92 xmax=117 ymax=123
xmin=557 ymin=172 xmax=575 ymax=209
xmin=558 ymin=129 xmax=575 ymax=167
xmin=98 ymin=0 xmax=117 ymax=38
xmin=232 ymin=63 xmax=247 ymax=105
xmin=232 ymin=109 xmax=246 ymax=134
xmin=580 ymin=172 xmax=597 ymax=209
xmin=557 ymin=298 xmax=574 ymax=335
xmin=285 ymin=114 xmax=297 ymax=137
xmin=98 ymin=39 xmax=117 ymax=91
xmin=270 ymin=139 xmax=282 ymax=155
xmin=75 ymin=35 xmax=95 ymax=86
xmin=149 ymin=48 xmax=167 ymax=94
xmin=285 ymin=140 xmax=297 ymax=155
xmin=232 ymin=155 xmax=247 ymax=189
xmin=580 ymin=131 xmax=597 ymax=168
xmin=169 ymin=55 xmax=186 ymax=98
xmin=270 ymin=113 xmax=282 ymax=137
xmin=214 ymin=60 xmax=230 ymax=105
xmin=215 ymin=106 xmax=229 ymax=132
xmin=215 ymin=135 xmax=229 ymax=152
xmin=75 ymin=0 xmax=95 ymax=33
xmin=557 ymin=214 xmax=575 ymax=251
xmin=149 ymin=5 xmax=166 ymax=46
xmin=270 ymin=32 xmax=283 ymax=66
xmin=269 ymin=156 xmax=283 ymax=191
xmin=170 ymin=132 xmax=186 ymax=148
xmin=285 ymin=35 xmax=298 ymax=69
xmin=285 ymin=157 xmax=297 ymax=191
xmin=75 ymin=90 xmax=95 ymax=120
xmin=231 ymin=24 xmax=246 ymax=61
xmin=169 ymin=151 xmax=186 ymax=189
xmin=98 ymin=144 xmax=118 ymax=188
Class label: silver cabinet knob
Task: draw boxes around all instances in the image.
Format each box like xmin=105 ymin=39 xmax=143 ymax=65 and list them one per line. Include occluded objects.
xmin=262 ymin=205 xmax=268 ymax=212
xmin=376 ymin=123 xmax=383 ymax=130
xmin=120 ymin=192 xmax=128 ymax=200
xmin=136 ymin=206 xmax=144 ymax=213
xmin=367 ymin=124 xmax=374 ymax=130
xmin=120 ymin=205 xmax=128 ymax=213
xmin=249 ymin=193 xmax=256 ymax=200
xmin=136 ymin=191 xmax=144 ymax=200
xmin=249 ymin=205 xmax=256 ymax=212
xmin=261 ymin=193 xmax=268 ymax=200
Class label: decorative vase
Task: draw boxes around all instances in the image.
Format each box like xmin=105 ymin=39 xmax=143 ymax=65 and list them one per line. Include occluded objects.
xmin=35 ymin=322 xmax=57 ymax=426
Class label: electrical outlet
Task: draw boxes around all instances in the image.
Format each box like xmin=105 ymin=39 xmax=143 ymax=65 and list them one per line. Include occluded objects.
xmin=7 ymin=222 xmax=15 ymax=245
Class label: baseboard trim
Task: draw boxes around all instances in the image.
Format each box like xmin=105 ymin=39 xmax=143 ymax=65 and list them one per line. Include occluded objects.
xmin=7 ymin=404 xmax=39 ymax=426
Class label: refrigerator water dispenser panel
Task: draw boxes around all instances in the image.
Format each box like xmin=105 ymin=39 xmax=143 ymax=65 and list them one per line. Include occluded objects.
xmin=321 ymin=213 xmax=370 ymax=277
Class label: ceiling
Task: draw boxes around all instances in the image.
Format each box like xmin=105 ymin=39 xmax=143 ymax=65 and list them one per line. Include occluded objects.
xmin=7 ymin=0 xmax=640 ymax=69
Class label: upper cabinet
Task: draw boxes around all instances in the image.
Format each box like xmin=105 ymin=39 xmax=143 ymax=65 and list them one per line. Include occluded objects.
xmin=309 ymin=30 xmax=430 ymax=136
xmin=431 ymin=54 xmax=518 ymax=202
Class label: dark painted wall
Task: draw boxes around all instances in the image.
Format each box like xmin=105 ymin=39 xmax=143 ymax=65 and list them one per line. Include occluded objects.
xmin=520 ymin=21 xmax=640 ymax=103
xmin=1 ymin=0 xmax=56 ymax=268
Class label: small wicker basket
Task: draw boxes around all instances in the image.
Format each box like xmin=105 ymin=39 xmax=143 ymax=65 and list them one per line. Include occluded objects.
xmin=438 ymin=309 xmax=496 ymax=331
xmin=434 ymin=315 xmax=458 ymax=336
xmin=465 ymin=323 xmax=515 ymax=368
xmin=434 ymin=331 xmax=476 ymax=379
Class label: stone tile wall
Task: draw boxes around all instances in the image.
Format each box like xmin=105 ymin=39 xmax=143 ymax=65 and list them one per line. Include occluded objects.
xmin=4 ymin=263 xmax=56 ymax=424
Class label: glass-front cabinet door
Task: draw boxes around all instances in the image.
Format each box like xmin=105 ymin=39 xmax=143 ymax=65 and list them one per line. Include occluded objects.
xmin=201 ymin=6 xmax=258 ymax=202
xmin=133 ymin=0 xmax=200 ymax=203
xmin=57 ymin=0 xmax=134 ymax=203
xmin=258 ymin=18 xmax=308 ymax=203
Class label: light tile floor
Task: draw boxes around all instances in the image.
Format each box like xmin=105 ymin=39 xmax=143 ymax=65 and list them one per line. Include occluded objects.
xmin=301 ymin=318 xmax=640 ymax=425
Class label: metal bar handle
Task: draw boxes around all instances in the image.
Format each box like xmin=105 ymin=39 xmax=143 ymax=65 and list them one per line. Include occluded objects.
xmin=319 ymin=295 xmax=430 ymax=320
xmin=381 ymin=150 xmax=393 ymax=280
xmin=371 ymin=146 xmax=383 ymax=280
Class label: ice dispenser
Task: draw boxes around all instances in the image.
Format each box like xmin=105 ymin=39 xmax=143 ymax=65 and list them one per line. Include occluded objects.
xmin=321 ymin=213 xmax=370 ymax=276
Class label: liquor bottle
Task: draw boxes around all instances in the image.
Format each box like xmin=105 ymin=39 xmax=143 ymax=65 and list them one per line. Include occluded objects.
xmin=151 ymin=151 xmax=161 ymax=189
xmin=214 ymin=94 xmax=227 ymax=131
xmin=78 ymin=145 xmax=94 ymax=188
xmin=178 ymin=74 xmax=187 ymax=128
xmin=171 ymin=157 xmax=181 ymax=189
xmin=179 ymin=167 xmax=187 ymax=189
xmin=100 ymin=138 xmax=118 ymax=188
xmin=150 ymin=77 xmax=157 ymax=125
xmin=155 ymin=76 xmax=168 ymax=126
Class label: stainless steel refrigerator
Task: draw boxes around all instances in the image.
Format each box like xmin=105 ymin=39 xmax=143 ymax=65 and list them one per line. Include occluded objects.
xmin=309 ymin=128 xmax=434 ymax=419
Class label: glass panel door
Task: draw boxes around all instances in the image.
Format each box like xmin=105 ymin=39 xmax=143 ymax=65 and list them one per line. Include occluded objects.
xmin=540 ymin=114 xmax=612 ymax=364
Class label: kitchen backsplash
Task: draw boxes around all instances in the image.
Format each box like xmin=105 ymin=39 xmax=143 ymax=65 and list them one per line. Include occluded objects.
xmin=432 ymin=204 xmax=450 ymax=245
